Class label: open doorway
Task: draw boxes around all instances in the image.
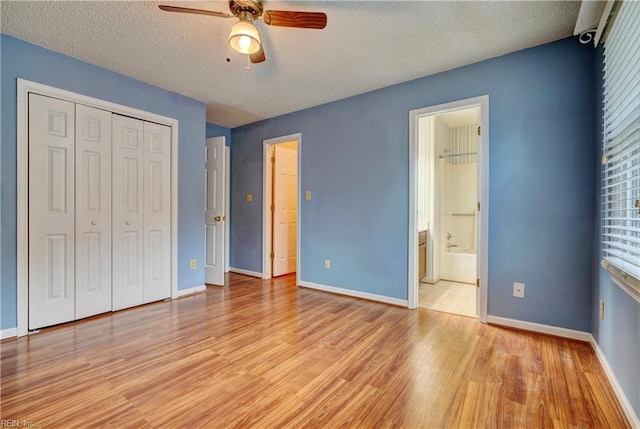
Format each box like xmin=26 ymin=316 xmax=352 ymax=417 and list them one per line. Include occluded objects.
xmin=419 ymin=108 xmax=479 ymax=317
xmin=408 ymin=96 xmax=488 ymax=322
xmin=262 ymin=134 xmax=301 ymax=280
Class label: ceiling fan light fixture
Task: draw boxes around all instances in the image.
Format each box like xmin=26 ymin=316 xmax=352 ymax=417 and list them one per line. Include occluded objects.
xmin=229 ymin=19 xmax=261 ymax=55
xmin=159 ymin=1 xmax=328 ymax=65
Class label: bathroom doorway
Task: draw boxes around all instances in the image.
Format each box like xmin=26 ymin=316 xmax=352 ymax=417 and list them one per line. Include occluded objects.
xmin=420 ymin=107 xmax=478 ymax=317
xmin=408 ymin=96 xmax=488 ymax=321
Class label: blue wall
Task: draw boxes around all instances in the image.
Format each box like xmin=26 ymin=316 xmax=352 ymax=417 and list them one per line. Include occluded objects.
xmin=591 ymin=48 xmax=640 ymax=417
xmin=231 ymin=37 xmax=596 ymax=331
xmin=206 ymin=122 xmax=231 ymax=144
xmin=1 ymin=34 xmax=207 ymax=330
xmin=2 ymin=31 xmax=636 ymax=417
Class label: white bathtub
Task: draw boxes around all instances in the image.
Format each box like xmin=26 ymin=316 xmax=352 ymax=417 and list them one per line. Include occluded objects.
xmin=440 ymin=249 xmax=476 ymax=284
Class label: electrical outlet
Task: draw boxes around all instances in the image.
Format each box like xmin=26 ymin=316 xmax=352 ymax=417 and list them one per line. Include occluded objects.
xmin=190 ymin=259 xmax=197 ymax=270
xmin=324 ymin=259 xmax=331 ymax=269
xmin=513 ymin=282 xmax=525 ymax=298
xmin=305 ymin=190 xmax=312 ymax=201
xmin=600 ymin=299 xmax=605 ymax=320
xmin=246 ymin=193 xmax=253 ymax=202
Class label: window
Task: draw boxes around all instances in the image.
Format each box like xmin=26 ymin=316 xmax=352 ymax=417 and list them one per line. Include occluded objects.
xmin=601 ymin=0 xmax=640 ymax=299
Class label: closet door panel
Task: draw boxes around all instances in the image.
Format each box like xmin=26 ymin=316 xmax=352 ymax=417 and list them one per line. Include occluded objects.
xmin=112 ymin=115 xmax=144 ymax=310
xmin=28 ymin=94 xmax=76 ymax=329
xmin=75 ymin=104 xmax=113 ymax=319
xmin=143 ymin=122 xmax=171 ymax=303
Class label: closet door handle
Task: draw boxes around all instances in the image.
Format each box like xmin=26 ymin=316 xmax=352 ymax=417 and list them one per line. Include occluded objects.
xmin=91 ymin=221 xmax=97 ymax=226
xmin=125 ymin=221 xmax=131 ymax=226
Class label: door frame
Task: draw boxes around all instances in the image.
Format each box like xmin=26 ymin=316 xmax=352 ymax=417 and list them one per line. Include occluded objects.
xmin=408 ymin=95 xmax=489 ymax=322
xmin=225 ymin=146 xmax=230 ymax=273
xmin=262 ymin=133 xmax=301 ymax=280
xmin=16 ymin=78 xmax=180 ymax=337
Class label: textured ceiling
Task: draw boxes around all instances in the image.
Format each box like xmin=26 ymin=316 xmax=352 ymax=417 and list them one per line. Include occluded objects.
xmin=0 ymin=1 xmax=580 ymax=128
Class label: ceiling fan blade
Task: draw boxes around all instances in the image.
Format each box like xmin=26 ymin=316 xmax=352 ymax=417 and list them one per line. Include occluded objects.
xmin=262 ymin=10 xmax=327 ymax=29
xmin=250 ymin=45 xmax=266 ymax=64
xmin=158 ymin=5 xmax=233 ymax=19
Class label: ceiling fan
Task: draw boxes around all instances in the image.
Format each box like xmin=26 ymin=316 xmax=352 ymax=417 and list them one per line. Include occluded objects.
xmin=159 ymin=0 xmax=327 ymax=64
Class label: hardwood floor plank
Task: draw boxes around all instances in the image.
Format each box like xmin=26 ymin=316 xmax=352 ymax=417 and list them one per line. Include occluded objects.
xmin=1 ymin=273 xmax=630 ymax=428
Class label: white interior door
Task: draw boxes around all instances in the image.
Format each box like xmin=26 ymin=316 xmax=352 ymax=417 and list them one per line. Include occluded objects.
xmin=28 ymin=94 xmax=76 ymax=329
xmin=142 ymin=121 xmax=172 ymax=302
xmin=112 ymin=114 xmax=145 ymax=310
xmin=205 ymin=137 xmax=225 ymax=285
xmin=272 ymin=145 xmax=297 ymax=277
xmin=475 ymin=114 xmax=482 ymax=316
xmin=75 ymin=104 xmax=112 ymax=319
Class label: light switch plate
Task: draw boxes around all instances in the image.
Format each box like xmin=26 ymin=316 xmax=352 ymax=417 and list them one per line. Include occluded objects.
xmin=305 ymin=190 xmax=312 ymax=201
xmin=246 ymin=193 xmax=253 ymax=202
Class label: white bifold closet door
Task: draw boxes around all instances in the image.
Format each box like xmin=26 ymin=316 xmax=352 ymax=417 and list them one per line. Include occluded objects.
xmin=28 ymin=94 xmax=171 ymax=329
xmin=141 ymin=121 xmax=171 ymax=303
xmin=29 ymin=95 xmax=114 ymax=329
xmin=28 ymin=94 xmax=76 ymax=329
xmin=75 ymin=104 xmax=113 ymax=319
xmin=112 ymin=115 xmax=171 ymax=310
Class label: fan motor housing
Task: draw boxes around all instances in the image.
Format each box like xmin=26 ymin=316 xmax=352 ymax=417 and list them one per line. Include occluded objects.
xmin=229 ymin=0 xmax=263 ymax=19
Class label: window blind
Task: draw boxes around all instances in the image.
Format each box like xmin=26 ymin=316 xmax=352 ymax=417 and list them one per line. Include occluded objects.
xmin=601 ymin=0 xmax=640 ymax=286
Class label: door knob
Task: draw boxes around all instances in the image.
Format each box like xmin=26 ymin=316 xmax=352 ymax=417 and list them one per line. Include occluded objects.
xmin=215 ymin=216 xmax=222 ymax=221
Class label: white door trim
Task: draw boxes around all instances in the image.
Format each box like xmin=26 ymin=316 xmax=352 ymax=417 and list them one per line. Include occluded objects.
xmin=225 ymin=146 xmax=230 ymax=273
xmin=16 ymin=78 xmax=180 ymax=337
xmin=408 ymin=95 xmax=489 ymax=323
xmin=262 ymin=133 xmax=301 ymax=280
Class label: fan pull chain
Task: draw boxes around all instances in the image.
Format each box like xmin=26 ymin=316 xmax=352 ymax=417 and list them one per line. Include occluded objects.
xmin=246 ymin=55 xmax=251 ymax=71
xmin=226 ymin=44 xmax=231 ymax=63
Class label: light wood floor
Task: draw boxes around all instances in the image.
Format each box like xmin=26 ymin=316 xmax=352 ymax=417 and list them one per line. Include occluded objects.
xmin=1 ymin=273 xmax=628 ymax=428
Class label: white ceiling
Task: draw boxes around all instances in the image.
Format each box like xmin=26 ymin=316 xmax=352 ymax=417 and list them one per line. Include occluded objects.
xmin=0 ymin=1 xmax=581 ymax=128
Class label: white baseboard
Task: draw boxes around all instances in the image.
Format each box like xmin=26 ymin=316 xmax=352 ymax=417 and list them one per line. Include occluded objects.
xmin=176 ymin=285 xmax=207 ymax=298
xmin=486 ymin=315 xmax=592 ymax=342
xmin=590 ymin=336 xmax=640 ymax=429
xmin=229 ymin=267 xmax=263 ymax=278
xmin=298 ymin=280 xmax=408 ymax=307
xmin=1 ymin=327 xmax=18 ymax=340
